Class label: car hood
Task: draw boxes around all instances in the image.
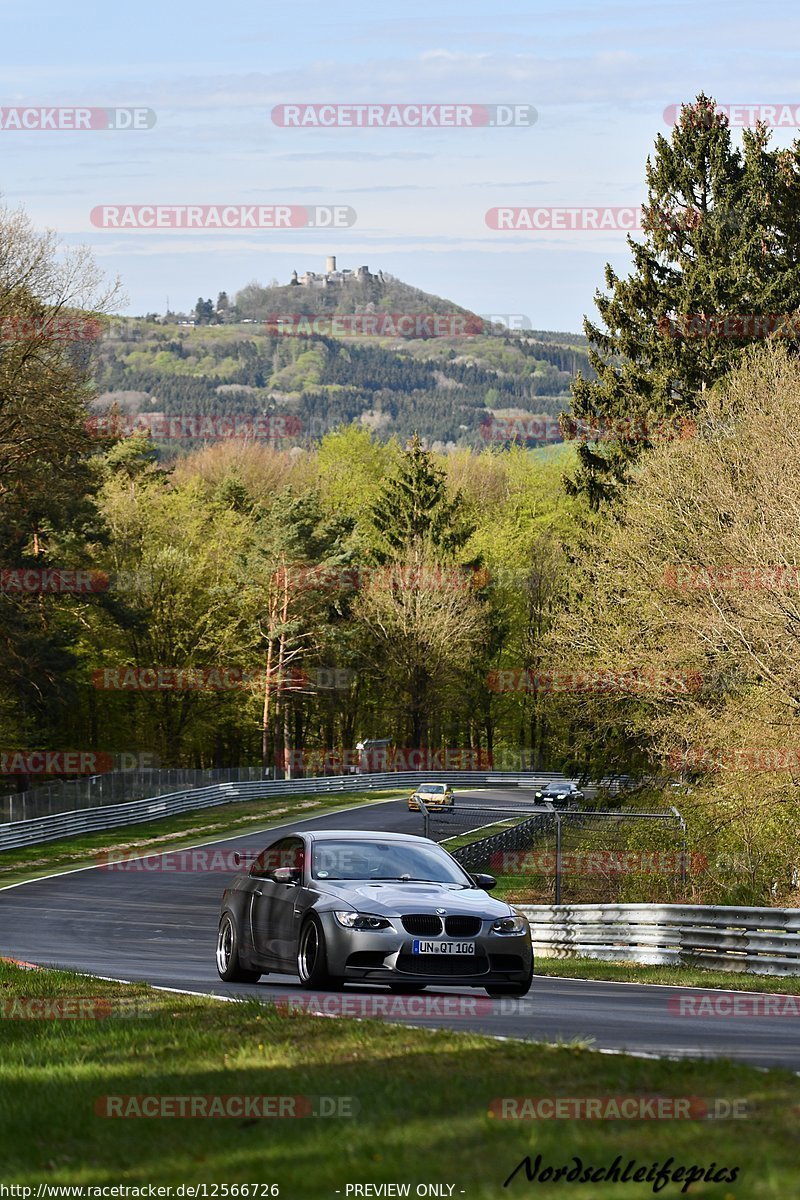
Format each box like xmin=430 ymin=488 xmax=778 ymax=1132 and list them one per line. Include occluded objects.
xmin=313 ymin=880 xmax=514 ymax=917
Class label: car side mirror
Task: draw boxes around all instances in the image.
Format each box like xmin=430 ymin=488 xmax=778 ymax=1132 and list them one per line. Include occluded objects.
xmin=472 ymin=872 xmax=497 ymax=891
xmin=273 ymin=866 xmax=301 ymax=885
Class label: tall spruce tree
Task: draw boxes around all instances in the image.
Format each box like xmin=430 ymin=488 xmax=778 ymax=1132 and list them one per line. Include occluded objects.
xmin=568 ymin=94 xmax=800 ymax=507
xmin=370 ymin=434 xmax=473 ymax=559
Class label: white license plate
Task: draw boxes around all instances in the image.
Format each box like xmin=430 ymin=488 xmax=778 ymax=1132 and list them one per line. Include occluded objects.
xmin=412 ymin=940 xmax=475 ymax=955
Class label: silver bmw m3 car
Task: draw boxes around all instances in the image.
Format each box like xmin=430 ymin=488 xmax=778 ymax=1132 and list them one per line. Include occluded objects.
xmin=216 ymin=828 xmax=533 ymax=995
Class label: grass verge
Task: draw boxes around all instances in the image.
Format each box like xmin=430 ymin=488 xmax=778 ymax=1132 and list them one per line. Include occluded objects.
xmin=0 ymin=790 xmax=408 ymax=889
xmin=536 ymin=954 xmax=800 ymax=994
xmin=0 ymin=961 xmax=796 ymax=1196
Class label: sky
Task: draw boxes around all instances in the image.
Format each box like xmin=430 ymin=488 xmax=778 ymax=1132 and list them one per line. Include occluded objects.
xmin=2 ymin=0 xmax=799 ymax=331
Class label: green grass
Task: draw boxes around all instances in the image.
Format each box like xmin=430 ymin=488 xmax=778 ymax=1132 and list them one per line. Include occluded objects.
xmin=536 ymin=955 xmax=800 ymax=993
xmin=0 ymin=961 xmax=796 ymax=1195
xmin=0 ymin=790 xmax=409 ymax=889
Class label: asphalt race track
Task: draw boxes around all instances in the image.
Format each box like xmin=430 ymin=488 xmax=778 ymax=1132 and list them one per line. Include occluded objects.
xmin=0 ymin=792 xmax=796 ymax=1070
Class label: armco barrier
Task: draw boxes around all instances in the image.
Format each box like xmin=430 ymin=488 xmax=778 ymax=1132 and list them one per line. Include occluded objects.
xmin=521 ymin=903 xmax=800 ymax=976
xmin=0 ymin=771 xmax=563 ymax=853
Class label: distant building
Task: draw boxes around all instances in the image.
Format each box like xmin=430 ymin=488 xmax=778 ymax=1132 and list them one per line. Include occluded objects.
xmin=291 ymin=258 xmax=382 ymax=288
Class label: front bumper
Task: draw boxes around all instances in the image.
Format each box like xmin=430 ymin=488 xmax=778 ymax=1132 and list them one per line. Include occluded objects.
xmin=319 ymin=913 xmax=532 ymax=985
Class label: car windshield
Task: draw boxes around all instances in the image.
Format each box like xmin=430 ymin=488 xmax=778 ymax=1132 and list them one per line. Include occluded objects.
xmin=311 ymin=839 xmax=470 ymax=884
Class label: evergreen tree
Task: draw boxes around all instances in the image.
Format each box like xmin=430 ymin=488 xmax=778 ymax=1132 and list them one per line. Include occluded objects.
xmin=370 ymin=434 xmax=473 ymax=559
xmin=568 ymin=93 xmax=800 ymax=507
xmin=194 ymin=297 xmax=214 ymax=325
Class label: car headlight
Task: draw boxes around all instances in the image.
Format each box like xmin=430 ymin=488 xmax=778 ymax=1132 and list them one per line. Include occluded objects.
xmin=334 ymin=911 xmax=392 ymax=930
xmin=491 ymin=914 xmax=528 ymax=935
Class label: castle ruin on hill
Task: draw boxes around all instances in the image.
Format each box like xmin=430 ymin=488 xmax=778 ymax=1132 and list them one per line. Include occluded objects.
xmin=289 ymin=256 xmax=384 ymax=288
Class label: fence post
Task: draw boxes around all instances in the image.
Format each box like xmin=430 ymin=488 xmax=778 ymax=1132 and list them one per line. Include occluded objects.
xmin=555 ymin=810 xmax=562 ymax=905
xmin=670 ymin=805 xmax=688 ymax=895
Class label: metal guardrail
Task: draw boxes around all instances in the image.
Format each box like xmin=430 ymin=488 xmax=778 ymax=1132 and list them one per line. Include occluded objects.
xmin=0 ymin=771 xmax=560 ymax=853
xmin=520 ymin=903 xmax=800 ymax=976
xmin=0 ymin=767 xmax=571 ymax=825
xmin=0 ymin=767 xmax=265 ymax=823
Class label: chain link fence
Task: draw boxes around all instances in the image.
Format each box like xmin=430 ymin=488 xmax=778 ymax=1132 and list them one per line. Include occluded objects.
xmin=420 ymin=798 xmax=691 ymax=905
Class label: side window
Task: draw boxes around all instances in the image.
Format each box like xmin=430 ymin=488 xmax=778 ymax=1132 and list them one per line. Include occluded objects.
xmin=252 ymin=837 xmax=304 ymax=878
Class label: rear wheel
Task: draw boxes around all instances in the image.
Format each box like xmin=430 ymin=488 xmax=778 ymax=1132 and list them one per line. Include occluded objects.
xmin=216 ymin=914 xmax=261 ymax=983
xmin=297 ymin=915 xmax=342 ymax=989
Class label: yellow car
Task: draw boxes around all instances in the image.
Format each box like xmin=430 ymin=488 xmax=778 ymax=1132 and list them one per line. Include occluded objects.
xmin=408 ymin=782 xmax=455 ymax=812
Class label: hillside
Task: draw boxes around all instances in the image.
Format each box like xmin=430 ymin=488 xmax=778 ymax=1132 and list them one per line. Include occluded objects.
xmin=91 ymin=269 xmax=593 ymax=451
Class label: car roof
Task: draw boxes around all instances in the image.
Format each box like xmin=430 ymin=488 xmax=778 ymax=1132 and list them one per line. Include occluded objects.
xmin=304 ymin=829 xmax=435 ymax=845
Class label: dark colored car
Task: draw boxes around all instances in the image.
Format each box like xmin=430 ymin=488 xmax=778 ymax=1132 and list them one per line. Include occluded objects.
xmin=216 ymin=829 xmax=533 ymax=996
xmin=534 ymin=780 xmax=585 ymax=807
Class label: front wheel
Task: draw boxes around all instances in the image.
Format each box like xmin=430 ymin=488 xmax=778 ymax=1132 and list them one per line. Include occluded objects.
xmin=216 ymin=913 xmax=262 ymax=983
xmin=485 ymin=963 xmax=533 ymax=997
xmin=297 ymin=915 xmax=342 ymax=989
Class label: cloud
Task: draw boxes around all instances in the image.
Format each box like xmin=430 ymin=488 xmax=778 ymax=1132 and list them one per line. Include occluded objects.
xmin=280 ymin=151 xmax=434 ymax=162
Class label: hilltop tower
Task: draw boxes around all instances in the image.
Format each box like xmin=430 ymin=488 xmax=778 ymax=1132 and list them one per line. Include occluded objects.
xmin=326 ymin=255 xmax=337 ymax=274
